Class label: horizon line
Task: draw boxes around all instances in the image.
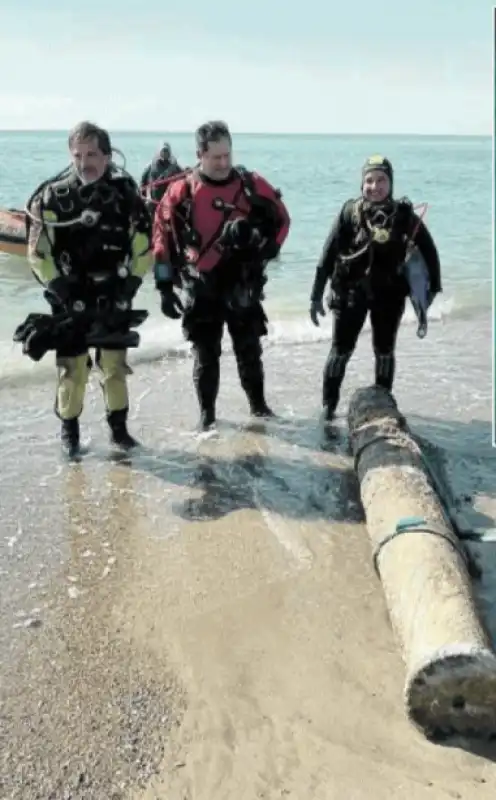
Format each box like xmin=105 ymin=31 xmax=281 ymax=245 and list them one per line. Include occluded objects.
xmin=0 ymin=129 xmax=489 ymax=138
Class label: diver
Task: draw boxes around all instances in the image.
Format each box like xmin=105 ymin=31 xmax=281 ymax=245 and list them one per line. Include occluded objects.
xmin=140 ymin=142 xmax=183 ymax=214
xmin=152 ymin=119 xmax=291 ymax=431
xmin=24 ymin=121 xmax=152 ymax=457
xmin=309 ymin=155 xmax=442 ymax=421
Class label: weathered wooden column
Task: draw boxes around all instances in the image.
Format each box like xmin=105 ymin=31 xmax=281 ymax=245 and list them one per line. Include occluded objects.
xmin=347 ymin=385 xmax=496 ymax=739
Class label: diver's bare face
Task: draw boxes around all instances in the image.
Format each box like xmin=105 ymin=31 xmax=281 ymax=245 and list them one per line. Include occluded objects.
xmin=198 ymin=137 xmax=232 ymax=180
xmin=70 ymin=137 xmax=110 ymax=183
xmin=362 ymin=170 xmax=390 ymax=203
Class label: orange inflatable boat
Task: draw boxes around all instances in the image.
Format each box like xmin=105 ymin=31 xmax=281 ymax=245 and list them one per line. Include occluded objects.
xmin=0 ymin=209 xmax=28 ymax=258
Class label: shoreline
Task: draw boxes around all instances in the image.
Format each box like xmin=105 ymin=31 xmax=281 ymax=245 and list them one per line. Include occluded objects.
xmin=0 ymin=304 xmax=491 ymax=392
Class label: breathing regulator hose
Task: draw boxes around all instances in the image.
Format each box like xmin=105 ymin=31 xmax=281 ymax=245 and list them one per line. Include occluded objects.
xmin=24 ymin=147 xmax=131 ymax=230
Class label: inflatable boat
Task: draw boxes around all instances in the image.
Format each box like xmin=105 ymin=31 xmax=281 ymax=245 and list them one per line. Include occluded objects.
xmin=0 ymin=209 xmax=27 ymax=257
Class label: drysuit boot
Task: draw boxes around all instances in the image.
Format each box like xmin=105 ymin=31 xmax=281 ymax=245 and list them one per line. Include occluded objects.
xmin=107 ymin=409 xmax=139 ymax=449
xmin=61 ymin=418 xmax=80 ymax=458
xmin=322 ymin=350 xmax=351 ymax=421
xmin=374 ymin=352 xmax=395 ymax=391
xmin=233 ymin=341 xmax=274 ymax=417
xmin=193 ymin=346 xmax=220 ymax=431
xmin=322 ymin=383 xmax=340 ymax=422
xmin=198 ymin=407 xmax=216 ymax=432
xmin=246 ymin=378 xmax=274 ymax=418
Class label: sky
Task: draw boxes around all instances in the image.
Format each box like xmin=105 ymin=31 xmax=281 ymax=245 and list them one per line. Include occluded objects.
xmin=0 ymin=1 xmax=491 ymax=134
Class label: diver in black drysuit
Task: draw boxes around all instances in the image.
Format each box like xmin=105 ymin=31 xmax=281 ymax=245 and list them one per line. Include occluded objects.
xmin=309 ymin=156 xmax=442 ymax=420
xmin=140 ymin=143 xmax=182 ymax=212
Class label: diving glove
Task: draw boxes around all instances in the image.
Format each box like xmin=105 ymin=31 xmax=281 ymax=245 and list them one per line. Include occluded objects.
xmin=45 ymin=276 xmax=72 ymax=306
xmin=259 ymin=240 xmax=280 ymax=261
xmin=218 ymin=218 xmax=254 ymax=250
xmin=310 ymin=299 xmax=326 ymax=326
xmin=154 ymin=262 xmax=183 ymax=319
xmin=158 ymin=283 xmax=184 ymax=320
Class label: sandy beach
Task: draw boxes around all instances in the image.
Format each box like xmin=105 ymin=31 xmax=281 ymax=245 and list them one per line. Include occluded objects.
xmin=1 ymin=327 xmax=495 ymax=799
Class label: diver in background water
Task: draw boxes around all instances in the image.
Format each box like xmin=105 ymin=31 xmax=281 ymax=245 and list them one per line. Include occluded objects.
xmin=24 ymin=121 xmax=152 ymax=457
xmin=309 ymin=155 xmax=442 ymax=421
xmin=152 ymin=120 xmax=291 ymax=431
xmin=140 ymin=142 xmax=183 ymax=214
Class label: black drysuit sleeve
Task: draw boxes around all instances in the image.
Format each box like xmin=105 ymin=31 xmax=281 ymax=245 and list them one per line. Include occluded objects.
xmin=310 ymin=201 xmax=354 ymax=302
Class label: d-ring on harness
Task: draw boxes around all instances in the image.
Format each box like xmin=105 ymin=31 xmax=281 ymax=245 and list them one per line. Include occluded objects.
xmin=24 ymin=148 xmax=130 ymax=229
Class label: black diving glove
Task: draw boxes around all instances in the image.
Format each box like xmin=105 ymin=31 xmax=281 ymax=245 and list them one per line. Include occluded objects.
xmin=258 ymin=240 xmax=280 ymax=261
xmin=158 ymin=282 xmax=184 ymax=320
xmin=310 ymin=299 xmax=326 ymax=326
xmin=218 ymin=218 xmax=252 ymax=250
xmin=45 ymin=276 xmax=72 ymax=307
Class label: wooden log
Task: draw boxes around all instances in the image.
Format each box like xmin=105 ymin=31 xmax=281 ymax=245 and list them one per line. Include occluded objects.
xmin=347 ymin=385 xmax=496 ymax=740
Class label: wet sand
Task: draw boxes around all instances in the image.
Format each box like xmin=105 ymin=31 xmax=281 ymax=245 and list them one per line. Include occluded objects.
xmin=1 ymin=331 xmax=496 ymax=799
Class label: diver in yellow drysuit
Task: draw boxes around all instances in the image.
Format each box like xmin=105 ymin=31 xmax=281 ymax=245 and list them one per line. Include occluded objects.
xmin=26 ymin=121 xmax=152 ymax=457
